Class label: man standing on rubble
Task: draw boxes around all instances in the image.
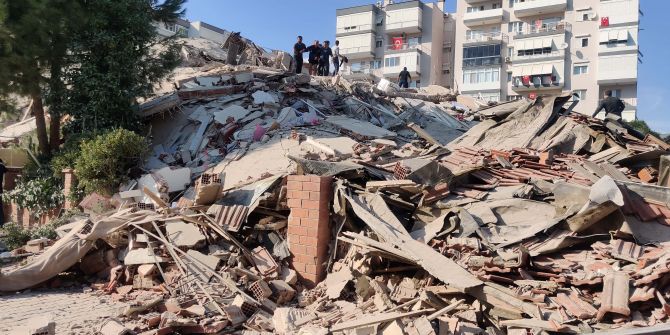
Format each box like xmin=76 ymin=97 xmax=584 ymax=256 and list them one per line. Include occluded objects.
xmin=332 ymin=40 xmax=341 ymax=76
xmin=398 ymin=67 xmax=411 ymax=88
xmin=592 ymin=90 xmax=626 ymax=119
xmin=293 ymin=36 xmax=307 ymax=74
xmin=319 ymin=40 xmax=333 ymax=76
xmin=0 ymin=159 xmax=6 ymax=227
xmin=306 ymin=40 xmax=321 ymax=76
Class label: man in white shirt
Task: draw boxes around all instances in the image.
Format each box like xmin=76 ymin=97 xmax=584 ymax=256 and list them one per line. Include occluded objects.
xmin=332 ymin=40 xmax=341 ymax=76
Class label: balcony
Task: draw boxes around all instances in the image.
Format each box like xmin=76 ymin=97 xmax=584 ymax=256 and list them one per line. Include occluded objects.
xmin=514 ymin=22 xmax=570 ymax=39
xmin=597 ymin=54 xmax=637 ymax=85
xmin=382 ymin=49 xmax=421 ymax=78
xmin=336 ymin=24 xmax=374 ymax=36
xmin=512 ymin=49 xmax=565 ymax=63
xmin=464 ymin=32 xmax=509 ymax=46
xmin=339 ymin=45 xmax=375 ymax=59
xmin=385 ymin=43 xmax=421 ymax=53
xmin=464 ymin=8 xmax=504 ymax=27
xmin=385 ymin=20 xmax=422 ymax=34
xmin=513 ymin=0 xmax=567 ymax=18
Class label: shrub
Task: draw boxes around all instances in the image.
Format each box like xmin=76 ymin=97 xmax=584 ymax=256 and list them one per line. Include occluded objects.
xmin=75 ymin=128 xmax=149 ymax=195
xmin=2 ymin=176 xmax=65 ymax=218
xmin=0 ymin=223 xmax=32 ymax=250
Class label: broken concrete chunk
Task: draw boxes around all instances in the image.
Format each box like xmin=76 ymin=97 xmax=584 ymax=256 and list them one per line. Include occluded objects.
xmin=305 ymin=136 xmax=357 ymax=158
xmin=324 ymin=267 xmax=354 ymax=299
xmin=122 ymin=248 xmax=168 ymax=265
xmin=186 ymin=249 xmax=220 ymax=282
xmin=251 ymin=90 xmax=277 ymax=105
xmin=165 ymin=220 xmax=206 ymax=248
xmin=214 ymin=105 xmax=251 ymax=124
xmin=155 ymin=167 xmax=191 ymax=193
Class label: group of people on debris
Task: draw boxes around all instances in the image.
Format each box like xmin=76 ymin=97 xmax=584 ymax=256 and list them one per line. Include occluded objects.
xmin=293 ymin=36 xmax=345 ymax=77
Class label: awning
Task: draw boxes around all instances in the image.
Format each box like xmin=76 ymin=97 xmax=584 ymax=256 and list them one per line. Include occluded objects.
xmin=617 ymin=29 xmax=628 ymax=42
xmin=515 ymin=40 xmax=526 ymax=51
xmin=523 ymin=40 xmax=533 ymax=51
xmin=541 ymin=64 xmax=554 ymax=75
xmin=512 ymin=66 xmax=523 ymax=77
xmin=531 ymin=65 xmax=543 ymax=75
xmin=533 ymin=39 xmax=543 ymax=50
xmin=608 ymin=30 xmax=618 ymax=41
xmin=599 ymin=32 xmax=609 ymax=43
xmin=522 ymin=66 xmax=533 ymax=76
xmin=542 ymin=38 xmax=553 ymax=48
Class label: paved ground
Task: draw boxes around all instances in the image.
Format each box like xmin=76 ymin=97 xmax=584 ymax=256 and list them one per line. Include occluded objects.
xmin=0 ymin=288 xmax=127 ymax=334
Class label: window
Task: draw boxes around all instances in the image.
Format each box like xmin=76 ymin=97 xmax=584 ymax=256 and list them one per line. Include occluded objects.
xmin=581 ymin=38 xmax=589 ymax=47
xmin=507 ymin=72 xmax=513 ymax=82
xmin=462 ymin=67 xmax=501 ymax=84
xmin=370 ymin=60 xmax=382 ymax=69
xmin=466 ymin=29 xmax=484 ymax=41
xmin=583 ymin=13 xmax=589 ymax=21
xmin=507 ymin=95 xmax=522 ymax=101
xmin=573 ymin=65 xmax=588 ymax=75
xmin=463 ymin=44 xmax=501 ymax=67
xmin=375 ymin=39 xmax=383 ymax=48
xmin=493 ymin=3 xmax=499 ymax=9
xmin=384 ymin=57 xmax=400 ymax=67
xmin=574 ymin=90 xmax=587 ymax=101
xmin=375 ymin=16 xmax=383 ymax=26
xmin=351 ymin=62 xmax=362 ymax=72
xmin=507 ymin=47 xmax=514 ymax=57
xmin=509 ymin=21 xmax=524 ymax=34
xmin=467 ymin=6 xmax=480 ymax=13
xmin=408 ymin=37 xmax=420 ymax=47
xmin=607 ymin=89 xmax=622 ymax=98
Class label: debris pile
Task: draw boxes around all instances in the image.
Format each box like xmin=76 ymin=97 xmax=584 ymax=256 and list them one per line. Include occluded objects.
xmin=3 ymin=37 xmax=670 ymax=335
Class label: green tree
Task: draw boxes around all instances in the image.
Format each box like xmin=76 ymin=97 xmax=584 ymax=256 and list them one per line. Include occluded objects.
xmin=0 ymin=0 xmax=80 ymax=156
xmin=626 ymin=120 xmax=661 ymax=139
xmin=64 ymin=0 xmax=185 ymax=134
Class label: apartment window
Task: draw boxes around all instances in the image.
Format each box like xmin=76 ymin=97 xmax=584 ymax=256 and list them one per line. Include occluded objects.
xmin=408 ymin=37 xmax=420 ymax=47
xmin=607 ymin=89 xmax=622 ymax=98
xmin=375 ymin=16 xmax=384 ymax=26
xmin=507 ymin=72 xmax=513 ymax=82
xmin=508 ymin=21 xmax=524 ymax=34
xmin=375 ymin=39 xmax=383 ymax=48
xmin=370 ymin=60 xmax=382 ymax=69
xmin=507 ymin=95 xmax=522 ymax=101
xmin=467 ymin=6 xmax=481 ymax=13
xmin=462 ymin=67 xmax=500 ymax=85
xmin=351 ymin=62 xmax=362 ymax=73
xmin=463 ymin=44 xmax=501 ymax=67
xmin=507 ymin=47 xmax=514 ymax=57
xmin=573 ymin=65 xmax=589 ymax=75
xmin=493 ymin=3 xmax=500 ymax=9
xmin=466 ymin=30 xmax=484 ymax=41
xmin=581 ymin=38 xmax=589 ymax=47
xmin=582 ymin=13 xmax=589 ymax=21
xmin=384 ymin=57 xmax=400 ymax=67
xmin=471 ymin=93 xmax=500 ymax=102
xmin=574 ymin=90 xmax=587 ymax=101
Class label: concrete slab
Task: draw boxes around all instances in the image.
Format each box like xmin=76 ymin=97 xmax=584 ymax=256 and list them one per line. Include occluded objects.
xmin=155 ymin=167 xmax=191 ymax=193
xmin=186 ymin=249 xmax=220 ymax=282
xmin=325 ymin=116 xmax=396 ymax=139
xmin=213 ymin=105 xmax=251 ymax=124
xmin=123 ymin=248 xmax=168 ymax=265
xmin=252 ymin=91 xmax=277 ymax=105
xmin=305 ymin=136 xmax=357 ymax=158
xmin=165 ymin=220 xmax=206 ymax=248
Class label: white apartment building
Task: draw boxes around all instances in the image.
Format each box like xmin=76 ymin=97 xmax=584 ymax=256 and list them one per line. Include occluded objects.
xmin=155 ymin=19 xmax=231 ymax=45
xmin=453 ymin=0 xmax=640 ymax=120
xmin=336 ymin=0 xmax=456 ymax=88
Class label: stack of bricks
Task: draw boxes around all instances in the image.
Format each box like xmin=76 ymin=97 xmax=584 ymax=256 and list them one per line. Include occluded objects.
xmin=285 ymin=175 xmax=332 ymax=288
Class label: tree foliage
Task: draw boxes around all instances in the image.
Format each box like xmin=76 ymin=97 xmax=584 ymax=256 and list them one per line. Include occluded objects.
xmin=626 ymin=120 xmax=661 ymax=139
xmin=75 ymin=128 xmax=149 ymax=195
xmin=64 ymin=0 xmax=185 ymax=134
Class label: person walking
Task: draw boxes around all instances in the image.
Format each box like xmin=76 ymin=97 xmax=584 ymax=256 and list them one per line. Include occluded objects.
xmin=306 ymin=40 xmax=321 ymax=76
xmin=0 ymin=159 xmax=6 ymax=227
xmin=293 ymin=35 xmax=307 ymax=74
xmin=319 ymin=40 xmax=333 ymax=76
xmin=592 ymin=90 xmax=626 ymax=119
xmin=398 ymin=67 xmax=411 ymax=88
xmin=332 ymin=40 xmax=341 ymax=76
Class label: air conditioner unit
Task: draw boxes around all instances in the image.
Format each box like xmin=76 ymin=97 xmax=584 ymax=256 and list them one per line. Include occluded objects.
xmin=588 ymin=12 xmax=598 ymax=20
xmin=505 ymin=57 xmax=511 ymax=63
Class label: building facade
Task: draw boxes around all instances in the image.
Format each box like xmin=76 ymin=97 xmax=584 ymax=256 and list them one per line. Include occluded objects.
xmin=336 ymin=0 xmax=456 ymax=88
xmin=155 ymin=19 xmax=231 ymax=45
xmin=453 ymin=0 xmax=640 ymax=120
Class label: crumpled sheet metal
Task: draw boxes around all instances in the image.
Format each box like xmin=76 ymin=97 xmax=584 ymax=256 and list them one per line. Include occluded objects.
xmin=0 ymin=209 xmax=160 ymax=291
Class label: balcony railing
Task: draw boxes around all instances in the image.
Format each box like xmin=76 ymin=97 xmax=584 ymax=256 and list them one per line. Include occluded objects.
xmin=336 ymin=24 xmax=374 ymax=35
xmin=465 ymin=32 xmax=509 ymax=44
xmin=386 ymin=20 xmax=421 ymax=31
xmin=385 ymin=43 xmax=421 ymax=52
xmin=340 ymin=46 xmax=374 ymax=55
xmin=463 ymin=56 xmax=502 ymax=68
xmin=512 ymin=49 xmax=565 ymax=62
xmin=463 ymin=8 xmax=504 ymax=26
xmin=514 ymin=22 xmax=571 ymax=38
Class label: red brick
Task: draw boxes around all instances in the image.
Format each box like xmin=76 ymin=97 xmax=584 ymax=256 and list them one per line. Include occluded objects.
xmin=291 ymin=244 xmax=307 ymax=255
xmin=292 ymin=262 xmax=306 ymax=272
xmin=287 ymin=198 xmax=302 ymax=208
xmin=300 ymin=236 xmax=318 ymax=246
xmin=291 ymin=208 xmax=309 ymax=218
xmin=306 ymin=227 xmax=320 ymax=237
xmin=296 ymin=190 xmax=310 ymax=200
xmin=301 ymin=217 xmax=319 ymax=228
xmin=303 ymin=182 xmax=320 ymax=192
xmin=304 ymin=245 xmax=318 ymax=255
xmin=308 ymin=209 xmax=321 ymax=219
xmin=302 ymin=200 xmax=320 ymax=210
xmin=288 ymin=216 xmax=301 ymax=226
xmin=287 ymin=181 xmax=303 ymax=191
xmin=296 ymin=254 xmax=317 ymax=265
xmin=288 ymin=226 xmax=307 ymax=236
xmin=288 ymin=175 xmax=311 ymax=182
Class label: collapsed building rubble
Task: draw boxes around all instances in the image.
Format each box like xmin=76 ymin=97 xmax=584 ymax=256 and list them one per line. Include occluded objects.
xmin=3 ymin=37 xmax=670 ymax=335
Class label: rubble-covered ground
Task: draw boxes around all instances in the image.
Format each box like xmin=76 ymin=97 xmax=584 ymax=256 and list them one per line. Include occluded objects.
xmin=2 ymin=37 xmax=670 ymax=335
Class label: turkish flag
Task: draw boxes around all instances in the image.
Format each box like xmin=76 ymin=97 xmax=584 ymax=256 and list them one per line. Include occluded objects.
xmin=522 ymin=76 xmax=531 ymax=85
xmin=601 ymin=17 xmax=609 ymax=27
xmin=392 ymin=37 xmax=403 ymax=50
xmin=529 ymin=92 xmax=537 ymax=99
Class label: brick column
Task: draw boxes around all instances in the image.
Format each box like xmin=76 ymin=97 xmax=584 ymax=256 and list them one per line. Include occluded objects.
xmin=62 ymin=169 xmax=76 ymax=210
xmin=286 ymin=175 xmax=332 ymax=288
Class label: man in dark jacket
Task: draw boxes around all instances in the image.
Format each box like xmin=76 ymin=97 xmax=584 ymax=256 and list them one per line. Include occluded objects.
xmin=398 ymin=67 xmax=411 ymax=88
xmin=593 ymin=90 xmax=626 ymax=118
xmin=0 ymin=159 xmax=6 ymax=227
xmin=293 ymin=36 xmax=307 ymax=74
xmin=318 ymin=40 xmax=333 ymax=76
xmin=306 ymin=40 xmax=321 ymax=76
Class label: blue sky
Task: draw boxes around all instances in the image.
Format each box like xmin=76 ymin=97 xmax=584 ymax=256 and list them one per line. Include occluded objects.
xmin=185 ymin=0 xmax=670 ymax=133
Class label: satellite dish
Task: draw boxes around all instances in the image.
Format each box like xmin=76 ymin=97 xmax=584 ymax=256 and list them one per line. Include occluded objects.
xmin=558 ymin=43 xmax=569 ymax=50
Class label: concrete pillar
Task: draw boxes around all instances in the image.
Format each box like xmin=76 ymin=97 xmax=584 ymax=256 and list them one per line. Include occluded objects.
xmin=62 ymin=168 xmax=76 ymax=210
xmin=286 ymin=175 xmax=332 ymax=288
